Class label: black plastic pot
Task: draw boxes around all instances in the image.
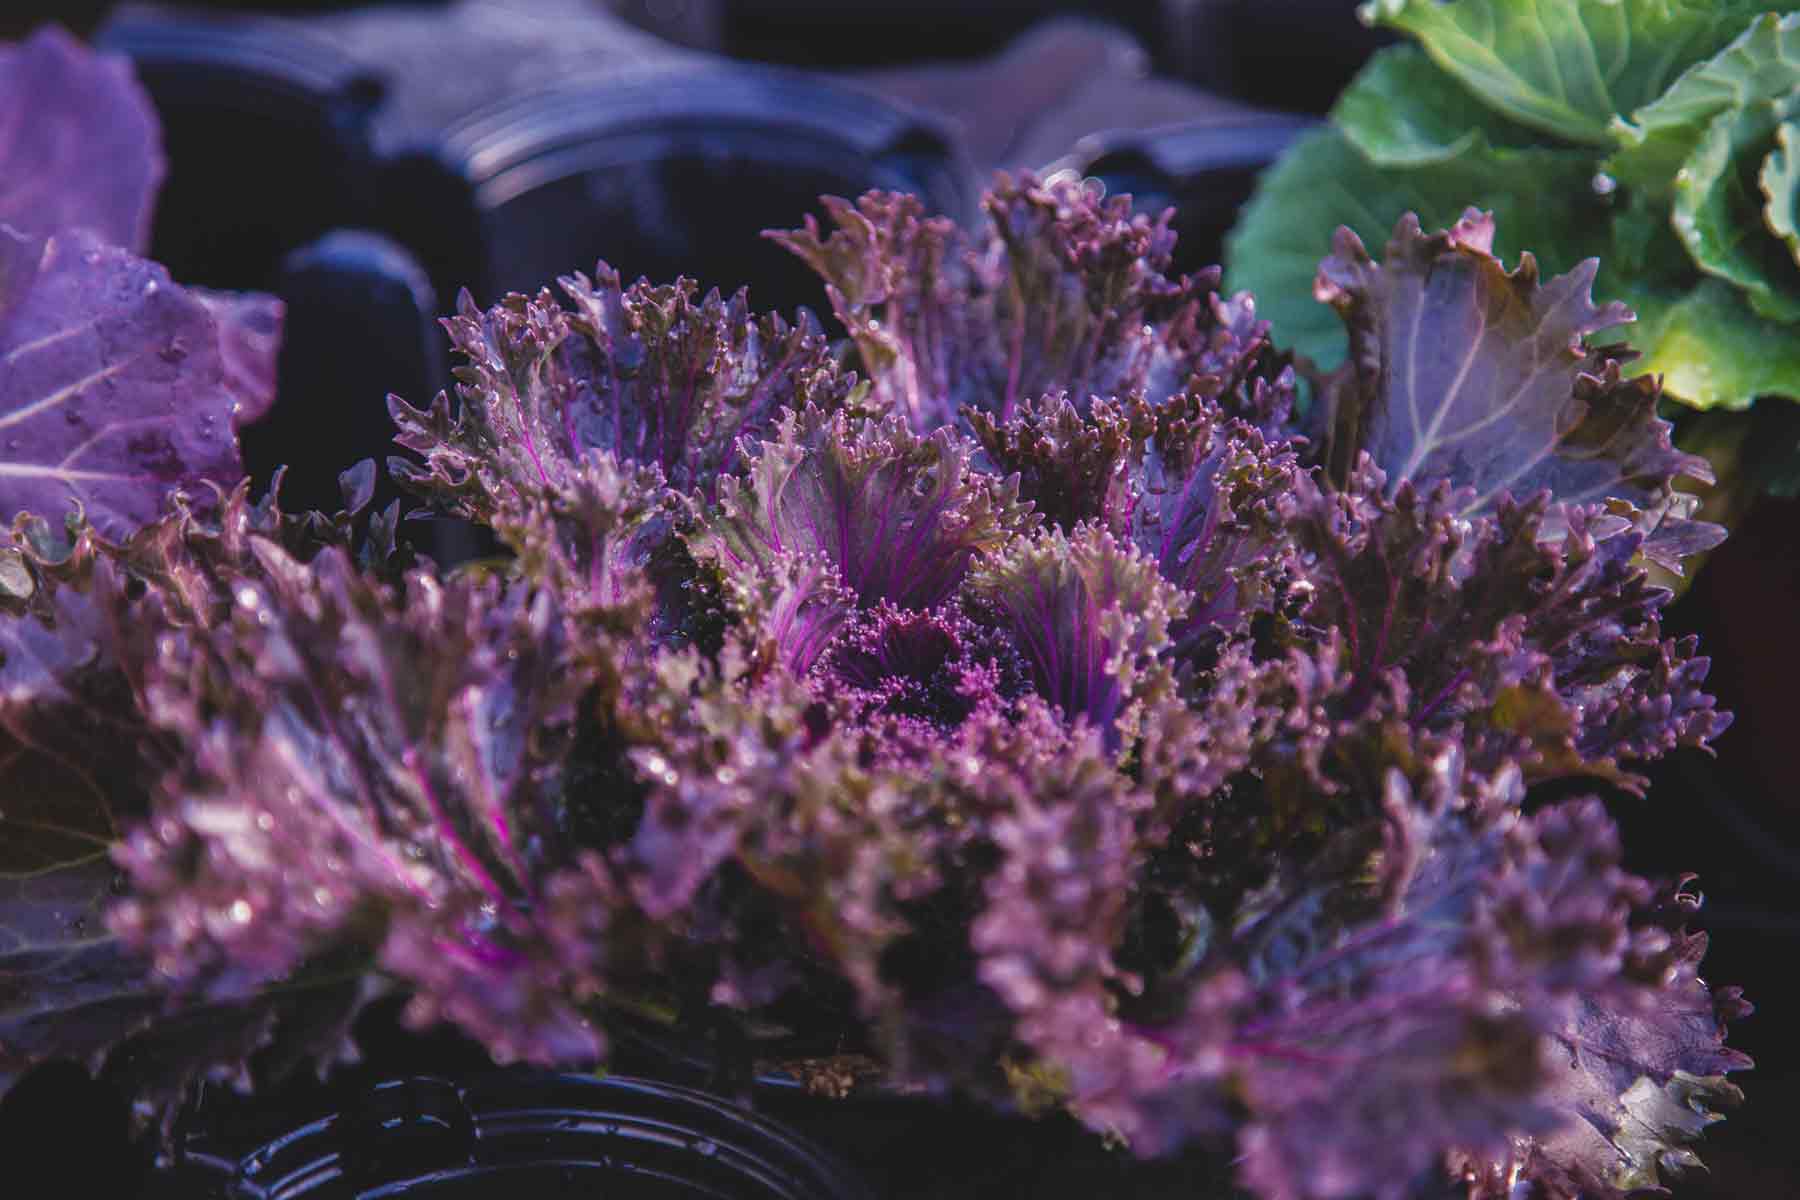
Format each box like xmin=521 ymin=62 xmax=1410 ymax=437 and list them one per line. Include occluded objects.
xmin=604 ymin=0 xmax=1162 ymax=68
xmin=96 ymin=13 xmax=387 ymax=292
xmin=1158 ymin=0 xmax=1396 ymax=114
xmin=387 ymin=62 xmax=969 ymax=314
xmin=234 ymin=229 xmax=444 ymax=518
xmin=1071 ymin=112 xmax=1318 ymax=276
xmin=156 ymin=1072 xmax=872 ymax=1199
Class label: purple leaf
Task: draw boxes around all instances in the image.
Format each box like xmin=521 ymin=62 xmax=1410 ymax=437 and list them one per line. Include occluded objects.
xmin=0 ymin=226 xmax=243 ymax=539
xmin=112 ymin=549 xmax=613 ymax=1065
xmin=968 ymin=392 xmax=1135 ymax=535
xmin=696 ymin=406 xmax=1033 ymax=617
xmin=1311 ymin=211 xmax=1716 ymax=549
xmin=1280 ymin=466 xmax=1730 ymax=789
xmin=965 ymin=522 xmax=1183 ymax=746
xmin=771 ymin=176 xmax=1286 ymax=434
xmin=192 ymin=288 xmax=284 ymax=431
xmin=1129 ymin=399 xmax=1297 ymax=652
xmin=0 ymin=26 xmax=163 ymax=254
xmin=391 ymin=271 xmax=865 ymax=519
xmin=1514 ymin=878 xmax=1753 ymax=1198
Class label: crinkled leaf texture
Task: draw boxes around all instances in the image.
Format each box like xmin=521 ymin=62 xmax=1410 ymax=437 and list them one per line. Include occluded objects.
xmin=112 ymin=545 xmax=622 ymax=1067
xmin=0 ymin=165 xmax=1748 ymax=1200
xmin=0 ymin=482 xmax=399 ymax=1117
xmin=1283 ymin=470 xmax=1729 ymax=791
xmin=966 ymin=523 xmax=1182 ymax=746
xmin=695 ymin=406 xmax=1033 ymax=643
xmin=391 ymin=271 xmax=864 ymax=517
xmin=770 ymin=174 xmax=1283 ymax=434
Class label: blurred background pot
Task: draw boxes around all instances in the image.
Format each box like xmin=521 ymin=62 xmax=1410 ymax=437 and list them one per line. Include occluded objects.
xmin=155 ymin=1071 xmax=873 ymax=1199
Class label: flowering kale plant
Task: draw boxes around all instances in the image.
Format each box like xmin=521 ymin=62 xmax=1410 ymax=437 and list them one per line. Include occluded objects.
xmin=0 ymin=25 xmax=1753 ymax=1200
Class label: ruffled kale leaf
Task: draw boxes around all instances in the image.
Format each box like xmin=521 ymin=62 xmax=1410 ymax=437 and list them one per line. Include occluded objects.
xmin=1226 ymin=770 xmax=1749 ymax=1200
xmin=1508 ymin=877 xmax=1753 ymax=1199
xmin=969 ymin=709 xmax=1150 ymax=1110
xmin=1279 ymin=466 xmax=1729 ymax=789
xmin=770 ymin=175 xmax=1268 ymax=433
xmin=965 ymin=523 xmax=1183 ymax=747
xmin=388 ymin=274 xmax=869 ymax=649
xmin=693 ymin=406 xmax=1033 ymax=654
xmin=968 ymin=392 xmax=1136 ymax=535
xmin=1127 ymin=390 xmax=1297 ymax=651
xmin=968 ymin=317 xmax=1299 ymax=653
xmin=111 ymin=544 xmax=623 ymax=1065
xmin=390 ymin=271 xmax=864 ymax=518
xmin=994 ymin=726 xmax=1750 ymax=1200
xmin=0 ymin=476 xmax=399 ymax=1111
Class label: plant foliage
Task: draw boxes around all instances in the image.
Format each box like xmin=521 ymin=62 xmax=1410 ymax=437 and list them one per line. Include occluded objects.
xmin=1227 ymin=1 xmax=1800 ymax=503
xmin=0 ymin=26 xmax=1751 ymax=1200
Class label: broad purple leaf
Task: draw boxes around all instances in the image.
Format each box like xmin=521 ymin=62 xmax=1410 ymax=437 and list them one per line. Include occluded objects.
xmin=193 ymin=288 xmax=284 ymax=430
xmin=0 ymin=598 xmax=156 ymax=1099
xmin=1311 ymin=210 xmax=1716 ymax=544
xmin=0 ymin=26 xmax=163 ymax=254
xmin=0 ymin=226 xmax=242 ymax=539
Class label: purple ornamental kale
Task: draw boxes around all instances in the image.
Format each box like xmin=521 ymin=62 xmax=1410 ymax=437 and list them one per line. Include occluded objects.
xmin=1277 ymin=464 xmax=1728 ymax=790
xmin=0 ymin=163 xmax=1751 ymax=1200
xmin=965 ymin=522 xmax=1183 ymax=745
xmin=390 ymin=270 xmax=867 ymax=517
xmin=0 ymin=475 xmax=395 ymax=1108
xmin=112 ymin=546 xmax=618 ymax=1064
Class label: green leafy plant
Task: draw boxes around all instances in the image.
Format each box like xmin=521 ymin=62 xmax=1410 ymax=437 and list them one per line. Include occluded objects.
xmin=1227 ymin=1 xmax=1800 ymax=508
